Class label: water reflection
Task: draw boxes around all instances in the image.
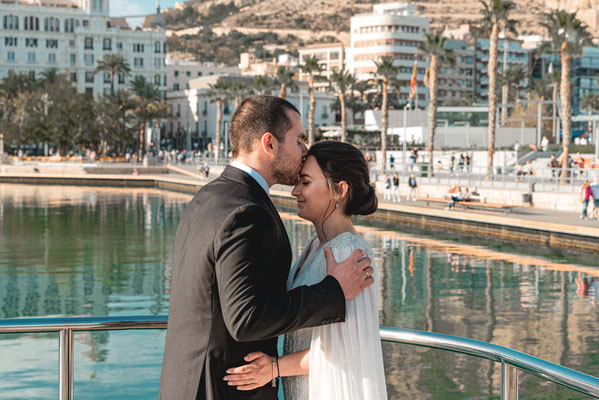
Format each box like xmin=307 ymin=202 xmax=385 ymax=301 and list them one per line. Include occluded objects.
xmin=0 ymin=184 xmax=597 ymax=399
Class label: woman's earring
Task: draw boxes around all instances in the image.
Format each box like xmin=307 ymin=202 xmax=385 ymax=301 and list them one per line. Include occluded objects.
xmin=335 ymin=201 xmax=339 ymax=209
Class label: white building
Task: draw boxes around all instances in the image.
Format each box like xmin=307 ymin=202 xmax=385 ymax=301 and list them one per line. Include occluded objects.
xmin=166 ymin=58 xmax=240 ymax=92
xmin=166 ymin=75 xmax=336 ymax=151
xmin=349 ymin=2 xmax=429 ymax=106
xmin=298 ymin=42 xmax=347 ymax=92
xmin=0 ymin=0 xmax=167 ymax=98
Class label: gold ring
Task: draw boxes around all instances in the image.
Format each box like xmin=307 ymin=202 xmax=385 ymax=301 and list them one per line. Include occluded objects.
xmin=249 ymin=378 xmax=253 ymax=384
xmin=365 ymin=269 xmax=372 ymax=277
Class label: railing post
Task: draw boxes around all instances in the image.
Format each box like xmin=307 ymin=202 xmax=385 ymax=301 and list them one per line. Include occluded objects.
xmin=59 ymin=328 xmax=74 ymax=400
xmin=501 ymin=361 xmax=518 ymax=400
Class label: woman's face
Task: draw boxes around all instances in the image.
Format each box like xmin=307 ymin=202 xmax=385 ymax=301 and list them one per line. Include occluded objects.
xmin=291 ymin=155 xmax=335 ymax=222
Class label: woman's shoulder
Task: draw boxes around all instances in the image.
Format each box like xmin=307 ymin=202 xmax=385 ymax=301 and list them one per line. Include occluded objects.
xmin=325 ymin=232 xmax=373 ymax=255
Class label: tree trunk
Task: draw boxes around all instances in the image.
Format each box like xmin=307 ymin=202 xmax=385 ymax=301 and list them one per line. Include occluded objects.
xmin=427 ymin=56 xmax=438 ymax=177
xmin=138 ymin=122 xmax=146 ymax=161
xmin=110 ymin=70 xmax=115 ymax=96
xmin=308 ymin=75 xmax=316 ymax=146
xmin=215 ymin=99 xmax=222 ymax=163
xmin=560 ymin=43 xmax=571 ymax=183
xmin=381 ymin=80 xmax=388 ymax=170
xmin=279 ymin=83 xmax=286 ymax=99
xmin=487 ymin=24 xmax=499 ymax=177
xmin=552 ymin=81 xmax=558 ymax=143
xmin=339 ymin=91 xmax=347 ymax=143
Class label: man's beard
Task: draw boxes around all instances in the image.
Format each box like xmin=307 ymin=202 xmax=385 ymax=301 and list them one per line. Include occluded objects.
xmin=272 ymin=152 xmax=300 ymax=186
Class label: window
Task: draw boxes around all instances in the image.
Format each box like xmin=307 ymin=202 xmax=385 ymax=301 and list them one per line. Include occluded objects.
xmin=186 ymin=71 xmax=191 ymax=77
xmin=46 ymin=39 xmax=58 ymax=49
xmin=117 ymin=42 xmax=123 ymax=50
xmin=70 ymin=54 xmax=76 ymax=65
xmin=3 ymin=15 xmax=19 ymax=30
xmin=154 ymin=58 xmax=162 ymax=68
xmin=85 ymin=87 xmax=93 ymax=96
xmin=197 ymin=72 xmax=202 ymax=76
xmin=82 ymin=20 xmax=89 ymax=27
xmin=134 ymin=57 xmax=144 ymax=67
xmin=24 ymin=16 xmax=39 ymax=31
xmin=133 ymin=43 xmax=144 ymax=53
xmin=25 ymin=38 xmax=38 ymax=48
xmin=154 ymin=74 xmax=161 ymax=85
xmin=103 ymin=38 xmax=112 ymax=50
xmin=155 ymin=41 xmax=161 ymax=53
xmin=84 ymin=37 xmax=93 ymax=49
xmin=173 ymin=83 xmax=180 ymax=91
xmin=48 ymin=53 xmax=56 ymax=63
xmin=7 ymin=52 xmax=15 ymax=62
xmin=4 ymin=37 xmax=17 ymax=46
xmin=118 ymin=73 xmax=125 ymax=84
xmin=65 ymin=18 xmax=77 ymax=33
xmin=85 ymin=72 xmax=94 ymax=83
xmin=44 ymin=17 xmax=60 ymax=32
xmin=27 ymin=52 xmax=36 ymax=63
xmin=84 ymin=54 xmax=94 ymax=66
xmin=69 ymin=39 xmax=75 ymax=48
xmin=71 ymin=72 xmax=77 ymax=82
xmin=174 ymin=70 xmax=179 ymax=77
xmin=103 ymin=72 xmax=110 ymax=83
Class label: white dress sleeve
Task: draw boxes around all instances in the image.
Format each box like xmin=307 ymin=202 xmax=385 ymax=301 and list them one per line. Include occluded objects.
xmin=308 ymin=242 xmax=388 ymax=400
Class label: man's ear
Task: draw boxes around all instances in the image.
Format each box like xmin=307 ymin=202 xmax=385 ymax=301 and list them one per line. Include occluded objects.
xmin=260 ymin=132 xmax=276 ymax=157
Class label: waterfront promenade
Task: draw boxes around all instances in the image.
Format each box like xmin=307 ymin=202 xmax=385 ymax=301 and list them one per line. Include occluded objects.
xmin=1 ymin=164 xmax=598 ymax=252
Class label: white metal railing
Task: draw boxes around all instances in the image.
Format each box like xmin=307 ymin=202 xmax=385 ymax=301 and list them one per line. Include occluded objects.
xmin=0 ymin=316 xmax=597 ymax=400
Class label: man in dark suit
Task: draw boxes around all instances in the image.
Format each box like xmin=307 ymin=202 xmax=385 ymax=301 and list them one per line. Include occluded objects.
xmin=159 ymin=96 xmax=374 ymax=400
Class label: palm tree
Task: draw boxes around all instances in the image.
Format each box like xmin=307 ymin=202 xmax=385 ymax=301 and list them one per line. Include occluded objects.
xmin=420 ymin=33 xmax=455 ymax=177
xmin=252 ymin=75 xmax=272 ymax=95
xmin=39 ymin=68 xmax=59 ymax=86
xmin=580 ymin=92 xmax=599 ymax=143
xmin=207 ymin=79 xmax=232 ymax=162
xmin=541 ymin=10 xmax=590 ymax=181
xmin=301 ymin=56 xmax=322 ymax=145
xmin=329 ymin=70 xmax=354 ymax=143
xmin=372 ymin=56 xmax=400 ymax=169
xmin=130 ymin=76 xmax=163 ymax=160
xmin=275 ymin=66 xmax=298 ymax=99
xmin=0 ymin=71 xmax=35 ymax=98
xmin=479 ymin=0 xmax=517 ymax=176
xmin=95 ymin=53 xmax=131 ymax=96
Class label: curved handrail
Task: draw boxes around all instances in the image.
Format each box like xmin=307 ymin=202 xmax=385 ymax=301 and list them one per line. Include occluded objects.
xmin=0 ymin=316 xmax=597 ymax=399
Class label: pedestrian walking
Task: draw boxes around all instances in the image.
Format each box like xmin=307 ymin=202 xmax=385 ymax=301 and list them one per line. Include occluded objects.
xmin=384 ymin=175 xmax=392 ymax=201
xmin=408 ymin=173 xmax=417 ymax=201
xmin=450 ymin=152 xmax=456 ymax=174
xmin=392 ymin=173 xmax=401 ymax=202
xmin=579 ymin=180 xmax=592 ymax=220
xmin=458 ymin=153 xmax=465 ymax=173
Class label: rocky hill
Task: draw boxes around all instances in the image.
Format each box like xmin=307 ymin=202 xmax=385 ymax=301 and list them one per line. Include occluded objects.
xmin=166 ymin=0 xmax=599 ymax=37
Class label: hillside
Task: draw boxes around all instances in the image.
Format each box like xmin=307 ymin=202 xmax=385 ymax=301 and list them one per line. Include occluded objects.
xmin=165 ymin=0 xmax=599 ymax=36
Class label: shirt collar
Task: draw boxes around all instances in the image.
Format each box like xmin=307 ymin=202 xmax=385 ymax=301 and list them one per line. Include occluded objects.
xmin=230 ymin=160 xmax=270 ymax=196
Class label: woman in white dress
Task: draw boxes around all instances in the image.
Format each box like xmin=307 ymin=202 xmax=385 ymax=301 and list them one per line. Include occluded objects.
xmin=224 ymin=141 xmax=388 ymax=399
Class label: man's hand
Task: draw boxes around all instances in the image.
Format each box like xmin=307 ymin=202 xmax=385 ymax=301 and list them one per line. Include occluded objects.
xmin=325 ymin=247 xmax=374 ymax=300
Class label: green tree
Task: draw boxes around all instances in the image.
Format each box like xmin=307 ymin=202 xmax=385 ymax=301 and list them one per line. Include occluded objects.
xmin=96 ymin=90 xmax=138 ymax=155
xmin=479 ymin=0 xmax=517 ymax=176
xmin=130 ymin=76 xmax=167 ymax=160
xmin=372 ymin=56 xmax=400 ymax=169
xmin=275 ymin=66 xmax=298 ymax=99
xmin=541 ymin=10 xmax=590 ymax=180
xmin=252 ymin=75 xmax=273 ymax=95
xmin=300 ymin=56 xmax=322 ymax=145
xmin=420 ymin=33 xmax=455 ymax=177
xmin=207 ymin=79 xmax=232 ymax=161
xmin=95 ymin=53 xmax=131 ymax=96
xmin=329 ymin=70 xmax=354 ymax=143
xmin=39 ymin=68 xmax=59 ymax=86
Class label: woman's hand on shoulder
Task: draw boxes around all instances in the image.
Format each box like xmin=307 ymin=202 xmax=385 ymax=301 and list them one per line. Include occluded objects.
xmin=224 ymin=352 xmax=273 ymax=391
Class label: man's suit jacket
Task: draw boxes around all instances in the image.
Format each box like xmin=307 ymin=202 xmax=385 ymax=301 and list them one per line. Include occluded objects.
xmin=159 ymin=166 xmax=346 ymax=400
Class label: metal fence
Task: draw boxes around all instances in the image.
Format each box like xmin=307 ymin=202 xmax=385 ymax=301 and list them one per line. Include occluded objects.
xmin=0 ymin=316 xmax=597 ymax=400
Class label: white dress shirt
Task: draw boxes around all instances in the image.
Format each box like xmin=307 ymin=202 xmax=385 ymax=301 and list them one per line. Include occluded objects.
xmin=230 ymin=160 xmax=270 ymax=196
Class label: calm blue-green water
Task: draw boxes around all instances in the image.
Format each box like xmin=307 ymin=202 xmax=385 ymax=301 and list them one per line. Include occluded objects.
xmin=0 ymin=184 xmax=598 ymax=399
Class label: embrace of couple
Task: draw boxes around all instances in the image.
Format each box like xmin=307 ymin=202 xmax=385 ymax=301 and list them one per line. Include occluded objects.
xmin=159 ymin=95 xmax=388 ymax=400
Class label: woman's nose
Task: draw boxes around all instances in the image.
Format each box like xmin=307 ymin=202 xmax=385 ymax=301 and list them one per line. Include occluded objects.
xmin=291 ymin=184 xmax=300 ymax=197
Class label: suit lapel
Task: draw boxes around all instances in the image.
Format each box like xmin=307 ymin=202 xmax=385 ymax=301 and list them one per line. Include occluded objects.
xmin=221 ymin=166 xmax=292 ymax=256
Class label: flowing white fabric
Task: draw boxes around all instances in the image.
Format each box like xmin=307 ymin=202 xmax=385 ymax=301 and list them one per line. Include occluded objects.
xmin=282 ymin=232 xmax=387 ymax=400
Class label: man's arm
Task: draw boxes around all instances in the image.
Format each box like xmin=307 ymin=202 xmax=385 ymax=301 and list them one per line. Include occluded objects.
xmin=215 ymin=205 xmax=346 ymax=342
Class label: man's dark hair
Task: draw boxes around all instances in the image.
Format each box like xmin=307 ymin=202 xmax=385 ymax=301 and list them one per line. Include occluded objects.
xmin=229 ymin=95 xmax=300 ymax=156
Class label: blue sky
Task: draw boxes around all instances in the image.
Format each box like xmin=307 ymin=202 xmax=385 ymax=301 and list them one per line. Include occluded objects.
xmin=109 ymin=0 xmax=180 ymax=17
